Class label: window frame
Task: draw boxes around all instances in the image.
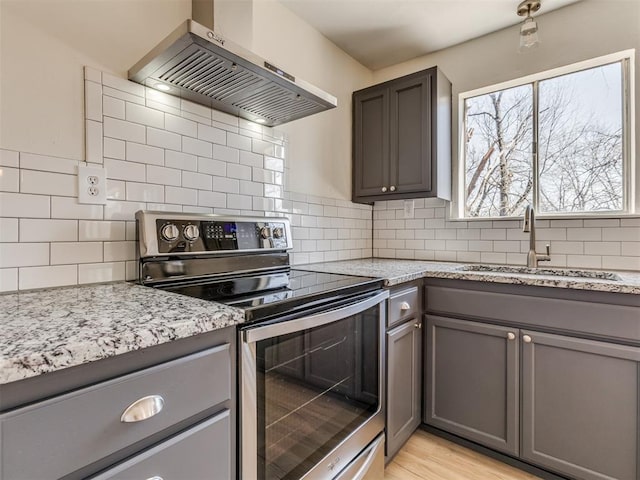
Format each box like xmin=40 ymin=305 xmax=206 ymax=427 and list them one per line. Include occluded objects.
xmin=456 ymin=49 xmax=636 ymax=220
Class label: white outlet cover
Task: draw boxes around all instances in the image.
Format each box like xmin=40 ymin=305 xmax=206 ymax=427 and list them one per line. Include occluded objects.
xmin=78 ymin=165 xmax=107 ymax=205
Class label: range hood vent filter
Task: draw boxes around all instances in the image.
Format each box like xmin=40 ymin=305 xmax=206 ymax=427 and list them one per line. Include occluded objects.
xmin=129 ymin=20 xmax=337 ymax=126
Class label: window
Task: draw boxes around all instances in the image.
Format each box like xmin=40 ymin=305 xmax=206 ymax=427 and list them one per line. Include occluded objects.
xmin=460 ymin=51 xmax=633 ymax=218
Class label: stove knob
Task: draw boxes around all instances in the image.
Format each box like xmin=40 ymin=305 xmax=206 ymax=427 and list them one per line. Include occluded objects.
xmin=161 ymin=223 xmax=179 ymax=242
xmin=260 ymin=227 xmax=272 ymax=239
xmin=272 ymin=227 xmax=284 ymax=239
xmin=183 ymin=224 xmax=200 ymax=242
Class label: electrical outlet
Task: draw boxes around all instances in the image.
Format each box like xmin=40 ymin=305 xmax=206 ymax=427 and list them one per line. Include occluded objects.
xmin=78 ymin=165 xmax=107 ymax=205
xmin=403 ymin=199 xmax=415 ymax=219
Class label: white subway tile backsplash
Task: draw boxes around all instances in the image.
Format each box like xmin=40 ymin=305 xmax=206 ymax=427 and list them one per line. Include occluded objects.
xmin=0 ymin=167 xmax=19 ymax=192
xmin=0 ymin=218 xmax=18 ymax=242
xmin=213 ymin=176 xmax=239 ymax=194
xmin=584 ymin=241 xmax=621 ymax=256
xmin=165 ymin=114 xmax=197 ymax=137
xmin=146 ymin=88 xmax=181 ymax=108
xmin=20 ymin=170 xmax=77 ymax=197
xmin=104 ymin=138 xmax=126 ymax=160
xmin=103 ymin=72 xmax=145 ymax=97
xmin=240 ymin=151 xmax=263 ymax=168
xmin=227 ymin=194 xmax=253 ymax=210
xmin=104 ymin=241 xmax=136 ymax=262
xmin=51 ymin=242 xmax=103 ymax=265
xmin=103 ymin=85 xmax=145 ymax=105
xmin=183 ymin=171 xmax=213 ymax=191
xmin=51 ymin=196 xmax=103 ymax=220
xmin=227 ymin=132 xmax=252 ymax=151
xmin=0 ymin=243 xmax=49 ymax=268
xmin=198 ymin=190 xmax=226 ymax=208
xmin=252 ymin=138 xmax=275 ymax=156
xmin=198 ymin=157 xmax=226 ymax=177
xmin=0 ymin=268 xmax=18 ymax=292
xmin=0 ymin=149 xmax=19 ymax=167
xmin=86 ymin=120 xmax=104 ymax=164
xmin=78 ymin=262 xmax=125 ymax=284
xmin=182 ymin=137 xmax=213 ymax=158
xmin=147 ymin=127 xmax=181 ymax=151
xmin=20 ymin=219 xmax=77 ymax=242
xmin=104 ymin=200 xmax=146 ymax=220
xmin=181 ymin=99 xmax=212 ymax=119
xmin=602 ymin=227 xmax=640 ymax=241
xmin=239 ymin=180 xmax=263 ymax=197
xmin=146 ymin=165 xmax=181 ymax=186
xmin=567 ymin=227 xmax=601 ymax=241
xmin=103 ymin=95 xmax=125 ymax=119
xmin=165 ymin=186 xmax=198 ymax=205
xmin=126 ymin=102 xmax=164 ymax=129
xmin=126 ymin=182 xmax=164 ymax=202
xmin=213 ymin=144 xmax=240 ymax=163
xmin=79 ymin=221 xmax=126 ymax=241
xmin=126 ymin=142 xmax=164 ymax=166
xmin=105 ymin=158 xmax=146 ymax=182
xmin=198 ymin=124 xmax=226 ymax=145
xmin=621 ymin=242 xmax=640 ymax=256
xmin=165 ymin=150 xmax=197 ymax=172
xmin=0 ymin=192 xmax=50 ymax=218
xmin=602 ymin=256 xmax=640 ymax=271
xmin=19 ymin=265 xmax=78 ymax=290
xmin=85 ymin=80 xmax=102 ymax=121
xmin=104 ymin=117 xmax=146 ymax=143
xmin=20 ymin=153 xmax=79 ymax=174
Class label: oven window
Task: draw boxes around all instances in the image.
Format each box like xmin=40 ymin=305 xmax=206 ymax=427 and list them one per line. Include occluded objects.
xmin=255 ymin=305 xmax=380 ymax=479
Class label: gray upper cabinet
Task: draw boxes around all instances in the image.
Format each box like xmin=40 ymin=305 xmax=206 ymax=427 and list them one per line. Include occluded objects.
xmin=521 ymin=331 xmax=640 ymax=480
xmin=352 ymin=67 xmax=451 ymax=203
xmin=424 ymin=315 xmax=519 ymax=456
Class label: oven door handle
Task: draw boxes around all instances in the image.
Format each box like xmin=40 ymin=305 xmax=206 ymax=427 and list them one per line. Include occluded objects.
xmin=243 ymin=290 xmax=389 ymax=343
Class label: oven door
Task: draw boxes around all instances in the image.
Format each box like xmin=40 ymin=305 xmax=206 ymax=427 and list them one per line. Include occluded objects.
xmin=240 ymin=290 xmax=388 ymax=480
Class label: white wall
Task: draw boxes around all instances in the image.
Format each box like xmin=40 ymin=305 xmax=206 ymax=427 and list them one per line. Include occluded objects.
xmin=0 ymin=0 xmax=372 ymax=200
xmin=372 ymin=0 xmax=640 ymax=212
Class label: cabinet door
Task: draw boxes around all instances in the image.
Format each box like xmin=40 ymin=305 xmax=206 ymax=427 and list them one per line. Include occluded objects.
xmin=353 ymin=87 xmax=389 ymax=198
xmin=521 ymin=331 xmax=640 ymax=480
xmin=386 ymin=318 xmax=422 ymax=458
xmin=424 ymin=315 xmax=519 ymax=455
xmin=389 ymin=73 xmax=432 ymax=194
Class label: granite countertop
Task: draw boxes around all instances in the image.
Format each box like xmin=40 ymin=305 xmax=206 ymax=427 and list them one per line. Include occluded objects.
xmin=0 ymin=282 xmax=244 ymax=385
xmin=299 ymin=258 xmax=640 ymax=295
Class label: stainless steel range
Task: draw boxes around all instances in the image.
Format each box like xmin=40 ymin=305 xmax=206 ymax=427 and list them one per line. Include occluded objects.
xmin=136 ymin=211 xmax=387 ymax=480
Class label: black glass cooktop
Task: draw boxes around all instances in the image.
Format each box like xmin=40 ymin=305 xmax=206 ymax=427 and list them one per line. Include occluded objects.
xmin=160 ymin=269 xmax=383 ymax=323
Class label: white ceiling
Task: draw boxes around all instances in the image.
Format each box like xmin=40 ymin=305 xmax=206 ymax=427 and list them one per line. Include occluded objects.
xmin=278 ymin=0 xmax=581 ymax=70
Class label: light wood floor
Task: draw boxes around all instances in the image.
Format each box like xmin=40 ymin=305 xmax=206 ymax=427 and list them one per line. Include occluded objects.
xmin=385 ymin=430 xmax=541 ymax=480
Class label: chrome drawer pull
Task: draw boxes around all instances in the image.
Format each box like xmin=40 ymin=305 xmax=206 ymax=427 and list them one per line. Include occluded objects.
xmin=400 ymin=301 xmax=411 ymax=311
xmin=121 ymin=395 xmax=165 ymax=423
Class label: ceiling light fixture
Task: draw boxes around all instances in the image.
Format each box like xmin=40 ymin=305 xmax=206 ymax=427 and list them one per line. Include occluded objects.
xmin=517 ymin=0 xmax=541 ymax=52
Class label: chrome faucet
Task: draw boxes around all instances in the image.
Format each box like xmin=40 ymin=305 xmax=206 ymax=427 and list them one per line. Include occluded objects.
xmin=522 ymin=205 xmax=551 ymax=268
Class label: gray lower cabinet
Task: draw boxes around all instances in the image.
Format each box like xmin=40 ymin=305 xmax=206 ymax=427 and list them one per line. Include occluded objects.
xmin=521 ymin=330 xmax=640 ymax=480
xmin=386 ymin=317 xmax=422 ymax=458
xmin=424 ymin=315 xmax=519 ymax=456
xmin=424 ymin=279 xmax=640 ymax=480
xmin=91 ymin=410 xmax=231 ymax=480
xmin=0 ymin=327 xmax=235 ymax=480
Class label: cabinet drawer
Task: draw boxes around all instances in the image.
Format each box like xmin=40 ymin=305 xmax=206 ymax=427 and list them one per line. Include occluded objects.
xmin=388 ymin=286 xmax=420 ymax=328
xmin=0 ymin=344 xmax=230 ymax=480
xmin=91 ymin=410 xmax=230 ymax=480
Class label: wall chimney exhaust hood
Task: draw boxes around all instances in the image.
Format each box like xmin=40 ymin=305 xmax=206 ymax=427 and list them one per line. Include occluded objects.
xmin=128 ymin=4 xmax=337 ymax=127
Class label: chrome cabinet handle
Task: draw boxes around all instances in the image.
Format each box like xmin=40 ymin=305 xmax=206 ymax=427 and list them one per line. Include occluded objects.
xmin=400 ymin=301 xmax=411 ymax=311
xmin=390 ymin=185 xmax=396 ymax=192
xmin=523 ymin=334 xmax=532 ymax=343
xmin=414 ymin=322 xmax=422 ymax=329
xmin=381 ymin=186 xmax=387 ymax=193
xmin=507 ymin=332 xmax=516 ymax=340
xmin=121 ymin=395 xmax=165 ymax=423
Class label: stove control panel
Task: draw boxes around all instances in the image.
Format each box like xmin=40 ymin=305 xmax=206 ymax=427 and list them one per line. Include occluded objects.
xmin=137 ymin=212 xmax=292 ymax=256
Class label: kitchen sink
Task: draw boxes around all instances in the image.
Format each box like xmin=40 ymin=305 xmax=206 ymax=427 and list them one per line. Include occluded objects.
xmin=457 ymin=264 xmax=622 ymax=281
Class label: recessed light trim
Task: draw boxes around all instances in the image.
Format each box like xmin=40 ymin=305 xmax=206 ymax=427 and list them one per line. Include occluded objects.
xmin=155 ymin=84 xmax=171 ymax=92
